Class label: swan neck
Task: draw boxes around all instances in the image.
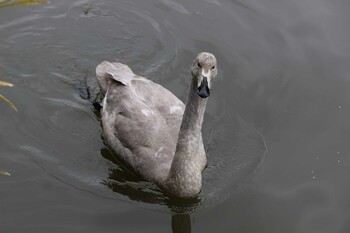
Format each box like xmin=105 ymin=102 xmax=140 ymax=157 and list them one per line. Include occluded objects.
xmin=180 ymin=80 xmax=207 ymax=134
xmin=165 ymin=79 xmax=207 ymax=198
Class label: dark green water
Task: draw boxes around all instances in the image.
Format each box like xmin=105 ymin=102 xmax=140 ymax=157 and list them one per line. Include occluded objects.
xmin=1 ymin=0 xmax=349 ymax=232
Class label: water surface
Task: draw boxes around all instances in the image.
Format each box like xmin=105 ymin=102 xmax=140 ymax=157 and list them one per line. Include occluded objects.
xmin=1 ymin=0 xmax=350 ymax=232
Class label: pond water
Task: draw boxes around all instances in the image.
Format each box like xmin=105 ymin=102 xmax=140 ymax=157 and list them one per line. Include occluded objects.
xmin=1 ymin=0 xmax=350 ymax=232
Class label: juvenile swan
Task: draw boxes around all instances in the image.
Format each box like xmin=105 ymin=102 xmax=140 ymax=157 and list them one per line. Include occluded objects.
xmin=96 ymin=52 xmax=217 ymax=198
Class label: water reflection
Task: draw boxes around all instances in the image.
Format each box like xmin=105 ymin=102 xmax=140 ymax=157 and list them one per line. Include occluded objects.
xmin=172 ymin=214 xmax=192 ymax=233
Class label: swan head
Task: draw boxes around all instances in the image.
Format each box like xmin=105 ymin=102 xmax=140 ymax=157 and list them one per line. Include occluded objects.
xmin=191 ymin=52 xmax=217 ymax=98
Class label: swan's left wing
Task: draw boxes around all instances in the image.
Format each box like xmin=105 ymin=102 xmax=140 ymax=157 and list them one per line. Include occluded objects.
xmin=96 ymin=61 xmax=135 ymax=94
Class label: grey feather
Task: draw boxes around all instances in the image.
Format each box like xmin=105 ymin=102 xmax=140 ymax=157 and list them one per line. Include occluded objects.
xmin=96 ymin=52 xmax=217 ymax=198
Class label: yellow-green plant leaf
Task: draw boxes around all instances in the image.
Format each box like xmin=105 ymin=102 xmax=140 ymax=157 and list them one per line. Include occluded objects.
xmin=0 ymin=94 xmax=18 ymax=111
xmin=0 ymin=81 xmax=13 ymax=87
xmin=0 ymin=169 xmax=11 ymax=176
xmin=0 ymin=0 xmax=49 ymax=8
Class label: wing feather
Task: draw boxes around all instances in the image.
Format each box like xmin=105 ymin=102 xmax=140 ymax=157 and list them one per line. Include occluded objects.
xmin=99 ymin=62 xmax=186 ymax=181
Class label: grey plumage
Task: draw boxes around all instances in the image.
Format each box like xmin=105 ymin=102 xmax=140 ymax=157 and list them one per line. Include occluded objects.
xmin=96 ymin=52 xmax=217 ymax=198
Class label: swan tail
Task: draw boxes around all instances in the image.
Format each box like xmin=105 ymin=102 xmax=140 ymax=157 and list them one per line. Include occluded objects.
xmin=96 ymin=61 xmax=134 ymax=94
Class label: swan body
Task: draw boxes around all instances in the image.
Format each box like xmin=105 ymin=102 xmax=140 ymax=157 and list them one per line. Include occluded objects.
xmin=96 ymin=52 xmax=217 ymax=198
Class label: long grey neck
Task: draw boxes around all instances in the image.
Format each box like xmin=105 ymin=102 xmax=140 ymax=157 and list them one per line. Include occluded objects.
xmin=165 ymin=78 xmax=207 ymax=197
xmin=177 ymin=80 xmax=207 ymax=144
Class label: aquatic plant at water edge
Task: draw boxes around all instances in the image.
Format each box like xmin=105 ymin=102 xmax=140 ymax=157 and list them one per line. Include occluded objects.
xmin=0 ymin=169 xmax=11 ymax=176
xmin=0 ymin=0 xmax=49 ymax=8
xmin=0 ymin=81 xmax=17 ymax=111
xmin=0 ymin=80 xmax=16 ymax=176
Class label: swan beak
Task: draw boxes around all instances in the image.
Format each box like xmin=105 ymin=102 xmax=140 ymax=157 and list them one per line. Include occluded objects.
xmin=197 ymin=76 xmax=210 ymax=98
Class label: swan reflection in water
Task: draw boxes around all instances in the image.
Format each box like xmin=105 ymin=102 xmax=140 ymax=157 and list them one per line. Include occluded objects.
xmin=172 ymin=214 xmax=192 ymax=233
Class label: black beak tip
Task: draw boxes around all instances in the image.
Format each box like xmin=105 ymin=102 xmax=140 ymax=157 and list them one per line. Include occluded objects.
xmin=197 ymin=89 xmax=210 ymax=98
xmin=197 ymin=76 xmax=210 ymax=98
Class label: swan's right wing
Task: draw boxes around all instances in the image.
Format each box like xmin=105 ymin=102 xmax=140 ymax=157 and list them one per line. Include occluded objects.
xmin=96 ymin=61 xmax=186 ymax=181
xmin=101 ymin=81 xmax=174 ymax=181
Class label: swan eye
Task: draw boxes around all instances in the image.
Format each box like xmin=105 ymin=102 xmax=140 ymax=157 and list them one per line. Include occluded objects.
xmin=197 ymin=63 xmax=202 ymax=68
xmin=211 ymin=65 xmax=215 ymax=70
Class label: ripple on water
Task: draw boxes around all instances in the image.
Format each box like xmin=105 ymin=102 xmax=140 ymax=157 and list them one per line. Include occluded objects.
xmin=63 ymin=0 xmax=179 ymax=79
xmin=0 ymin=0 xmax=266 ymax=213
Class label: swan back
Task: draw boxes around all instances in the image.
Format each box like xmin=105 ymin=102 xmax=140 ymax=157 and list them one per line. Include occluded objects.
xmin=96 ymin=61 xmax=185 ymax=183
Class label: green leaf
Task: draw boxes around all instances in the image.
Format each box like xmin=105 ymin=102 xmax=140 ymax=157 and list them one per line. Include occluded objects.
xmin=0 ymin=169 xmax=11 ymax=176
xmin=0 ymin=0 xmax=49 ymax=8
xmin=0 ymin=94 xmax=18 ymax=111
xmin=0 ymin=81 xmax=13 ymax=87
